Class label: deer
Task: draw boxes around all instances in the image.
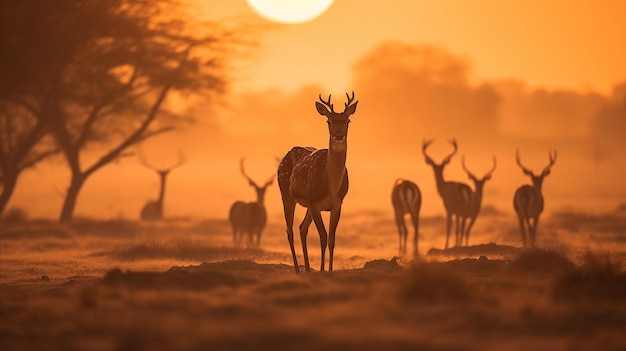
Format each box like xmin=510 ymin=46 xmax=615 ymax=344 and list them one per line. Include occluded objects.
xmin=277 ymin=92 xmax=358 ymax=274
xmin=228 ymin=158 xmax=274 ymax=248
xmin=391 ymin=179 xmax=421 ymax=256
xmin=513 ymin=149 xmax=557 ymax=247
xmin=422 ymin=139 xmax=473 ymax=249
xmin=139 ymin=151 xmax=185 ymax=221
xmin=459 ymin=155 xmax=496 ymax=247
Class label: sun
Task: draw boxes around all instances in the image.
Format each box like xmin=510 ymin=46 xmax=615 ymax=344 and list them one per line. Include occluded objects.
xmin=245 ymin=0 xmax=335 ymax=24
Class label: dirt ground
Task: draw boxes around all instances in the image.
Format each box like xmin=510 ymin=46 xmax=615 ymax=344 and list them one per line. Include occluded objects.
xmin=1 ymin=210 xmax=626 ymax=351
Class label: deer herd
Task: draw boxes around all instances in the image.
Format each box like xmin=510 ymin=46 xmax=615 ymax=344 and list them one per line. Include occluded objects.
xmin=138 ymin=91 xmax=558 ymax=274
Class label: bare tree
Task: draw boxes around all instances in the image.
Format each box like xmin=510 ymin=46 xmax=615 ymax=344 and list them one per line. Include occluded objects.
xmin=0 ymin=0 xmax=255 ymax=221
xmin=0 ymin=100 xmax=57 ymax=218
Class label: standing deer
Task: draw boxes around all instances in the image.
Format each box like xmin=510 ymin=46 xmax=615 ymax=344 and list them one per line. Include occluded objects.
xmin=391 ymin=179 xmax=421 ymax=256
xmin=278 ymin=92 xmax=358 ymax=274
xmin=228 ymin=158 xmax=274 ymax=248
xmin=423 ymin=139 xmax=473 ymax=249
xmin=513 ymin=150 xmax=557 ymax=247
xmin=459 ymin=155 xmax=496 ymax=247
xmin=139 ymin=152 xmax=185 ymax=221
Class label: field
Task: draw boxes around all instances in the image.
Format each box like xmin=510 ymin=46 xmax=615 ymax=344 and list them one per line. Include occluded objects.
xmin=1 ymin=210 xmax=626 ymax=351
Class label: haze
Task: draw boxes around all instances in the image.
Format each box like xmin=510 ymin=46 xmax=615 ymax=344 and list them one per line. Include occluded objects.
xmin=7 ymin=0 xmax=626 ymax=221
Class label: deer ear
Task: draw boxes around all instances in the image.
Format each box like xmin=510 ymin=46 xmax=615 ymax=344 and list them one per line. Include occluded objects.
xmin=344 ymin=101 xmax=358 ymax=116
xmin=316 ymin=102 xmax=331 ymax=117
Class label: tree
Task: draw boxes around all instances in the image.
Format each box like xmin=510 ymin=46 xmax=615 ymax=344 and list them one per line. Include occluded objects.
xmin=0 ymin=0 xmax=252 ymax=221
xmin=591 ymin=82 xmax=626 ymax=164
xmin=0 ymin=101 xmax=57 ymax=217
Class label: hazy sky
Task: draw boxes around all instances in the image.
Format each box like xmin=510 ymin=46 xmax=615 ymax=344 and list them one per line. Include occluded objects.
xmin=199 ymin=0 xmax=626 ymax=95
xmin=8 ymin=0 xmax=626 ymax=220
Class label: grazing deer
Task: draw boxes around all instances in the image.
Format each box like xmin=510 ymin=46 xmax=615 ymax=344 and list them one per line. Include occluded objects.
xmin=459 ymin=155 xmax=496 ymax=247
xmin=423 ymin=139 xmax=473 ymax=249
xmin=391 ymin=179 xmax=421 ymax=256
xmin=228 ymin=158 xmax=274 ymax=248
xmin=513 ymin=150 xmax=557 ymax=247
xmin=139 ymin=152 xmax=185 ymax=221
xmin=278 ymin=92 xmax=358 ymax=274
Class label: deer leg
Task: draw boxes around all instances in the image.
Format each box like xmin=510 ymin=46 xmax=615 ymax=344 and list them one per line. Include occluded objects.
xmin=517 ymin=214 xmax=527 ymax=247
xmin=255 ymin=229 xmax=262 ymax=248
xmin=455 ymin=215 xmax=462 ymax=247
xmin=328 ymin=205 xmax=342 ymax=272
xmin=445 ymin=213 xmax=452 ymax=249
xmin=531 ymin=216 xmax=540 ymax=247
xmin=310 ymin=208 xmax=328 ymax=272
xmin=409 ymin=210 xmax=419 ymax=257
xmin=459 ymin=217 xmax=467 ymax=246
xmin=394 ymin=211 xmax=406 ymax=255
xmin=465 ymin=216 xmax=477 ymax=247
xmin=299 ymin=209 xmax=313 ymax=272
xmin=282 ymin=198 xmax=300 ymax=274
xmin=525 ymin=217 xmax=534 ymax=247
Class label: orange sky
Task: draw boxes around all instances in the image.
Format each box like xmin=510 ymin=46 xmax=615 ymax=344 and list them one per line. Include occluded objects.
xmin=200 ymin=0 xmax=626 ymax=95
xmin=8 ymin=0 xmax=626 ymax=221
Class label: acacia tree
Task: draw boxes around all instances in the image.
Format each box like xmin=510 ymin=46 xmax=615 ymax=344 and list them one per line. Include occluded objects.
xmin=0 ymin=102 xmax=57 ymax=217
xmin=1 ymin=0 xmax=251 ymax=221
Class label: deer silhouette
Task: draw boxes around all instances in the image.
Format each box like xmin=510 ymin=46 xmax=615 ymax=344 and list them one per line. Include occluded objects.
xmin=229 ymin=158 xmax=274 ymax=248
xmin=391 ymin=179 xmax=421 ymax=256
xmin=278 ymin=92 xmax=358 ymax=274
xmin=139 ymin=152 xmax=185 ymax=221
xmin=423 ymin=139 xmax=473 ymax=249
xmin=513 ymin=150 xmax=557 ymax=247
xmin=459 ymin=155 xmax=496 ymax=247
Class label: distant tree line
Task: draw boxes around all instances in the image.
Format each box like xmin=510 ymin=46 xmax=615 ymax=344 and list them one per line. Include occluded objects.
xmin=0 ymin=0 xmax=254 ymax=221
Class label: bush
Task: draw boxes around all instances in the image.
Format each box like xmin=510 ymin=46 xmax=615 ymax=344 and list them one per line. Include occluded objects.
xmin=505 ymin=246 xmax=576 ymax=277
xmin=2 ymin=207 xmax=28 ymax=223
xmin=553 ymin=251 xmax=626 ymax=301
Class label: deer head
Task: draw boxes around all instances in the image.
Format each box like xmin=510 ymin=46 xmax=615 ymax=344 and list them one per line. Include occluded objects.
xmin=462 ymin=155 xmax=496 ymax=190
xmin=516 ymin=149 xmax=557 ymax=191
xmin=140 ymin=151 xmax=186 ymax=177
xmin=315 ymin=92 xmax=358 ymax=149
xmin=422 ymin=138 xmax=458 ymax=172
xmin=240 ymin=158 xmax=274 ymax=204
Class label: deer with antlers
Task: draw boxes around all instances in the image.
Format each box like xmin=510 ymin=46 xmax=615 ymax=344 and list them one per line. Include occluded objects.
xmin=459 ymin=155 xmax=496 ymax=247
xmin=513 ymin=150 xmax=557 ymax=247
xmin=277 ymin=92 xmax=358 ymax=274
xmin=139 ymin=151 xmax=185 ymax=221
xmin=423 ymin=139 xmax=473 ymax=249
xmin=391 ymin=179 xmax=422 ymax=256
xmin=228 ymin=158 xmax=274 ymax=248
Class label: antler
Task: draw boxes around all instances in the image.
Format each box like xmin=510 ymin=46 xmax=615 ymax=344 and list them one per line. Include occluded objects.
xmin=442 ymin=138 xmax=458 ymax=165
xmin=484 ymin=156 xmax=497 ymax=179
xmin=515 ymin=150 xmax=534 ymax=176
xmin=240 ymin=158 xmax=257 ymax=187
xmin=318 ymin=94 xmax=335 ymax=113
xmin=422 ymin=139 xmax=435 ymax=166
xmin=139 ymin=150 xmax=185 ymax=172
xmin=344 ymin=91 xmax=356 ymax=109
xmin=168 ymin=151 xmax=186 ymax=170
xmin=461 ymin=155 xmax=477 ymax=181
xmin=541 ymin=150 xmax=557 ymax=176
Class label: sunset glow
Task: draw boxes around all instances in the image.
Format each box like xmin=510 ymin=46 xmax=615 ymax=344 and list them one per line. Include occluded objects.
xmin=245 ymin=0 xmax=334 ymax=24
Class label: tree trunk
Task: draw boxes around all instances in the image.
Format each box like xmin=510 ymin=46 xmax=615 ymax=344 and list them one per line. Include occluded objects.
xmin=59 ymin=172 xmax=86 ymax=222
xmin=0 ymin=174 xmax=18 ymax=218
